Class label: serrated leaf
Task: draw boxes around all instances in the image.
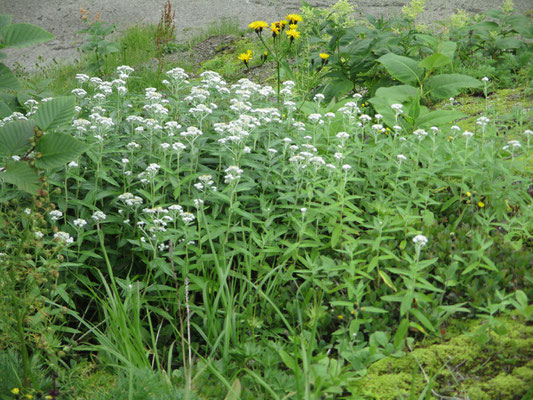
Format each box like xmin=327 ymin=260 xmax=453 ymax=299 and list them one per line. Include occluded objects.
xmin=0 ymin=119 xmax=35 ymax=156
xmin=0 ymin=15 xmax=12 ymax=31
xmin=0 ymin=161 xmax=39 ymax=194
xmin=419 ymin=52 xmax=451 ymax=70
xmin=1 ymin=23 xmax=54 ymax=48
xmin=378 ymin=53 xmax=424 ymax=84
xmin=0 ymin=62 xmax=21 ymax=91
xmin=33 ymin=96 xmax=76 ymax=130
xmin=427 ymin=73 xmax=482 ymax=99
xmin=35 ymin=132 xmax=86 ymax=169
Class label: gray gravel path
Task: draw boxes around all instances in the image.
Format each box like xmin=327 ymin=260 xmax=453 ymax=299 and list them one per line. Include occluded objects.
xmin=1 ymin=0 xmax=532 ymax=71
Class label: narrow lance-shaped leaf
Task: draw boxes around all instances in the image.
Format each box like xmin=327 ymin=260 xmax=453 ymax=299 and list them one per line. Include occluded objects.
xmin=1 ymin=23 xmax=54 ymax=48
xmin=0 ymin=161 xmax=39 ymax=194
xmin=33 ymin=96 xmax=76 ymax=130
xmin=35 ymin=132 xmax=86 ymax=169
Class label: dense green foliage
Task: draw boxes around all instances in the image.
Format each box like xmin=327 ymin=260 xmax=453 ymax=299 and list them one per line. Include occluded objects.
xmin=0 ymin=1 xmax=532 ymax=399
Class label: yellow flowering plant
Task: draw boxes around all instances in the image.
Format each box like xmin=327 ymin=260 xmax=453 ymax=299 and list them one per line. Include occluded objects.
xmin=245 ymin=14 xmax=304 ymax=101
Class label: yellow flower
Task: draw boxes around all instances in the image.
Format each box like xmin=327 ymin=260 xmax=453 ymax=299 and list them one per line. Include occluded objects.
xmin=24 ymin=395 xmax=34 ymax=400
xmin=286 ymin=14 xmax=303 ymax=24
xmin=11 ymin=388 xmax=20 ymax=395
xmin=248 ymin=20 xmax=268 ymax=32
xmin=286 ymin=29 xmax=300 ymax=41
xmin=271 ymin=22 xmax=280 ymax=36
xmin=337 ymin=314 xmax=344 ymax=320
xmin=279 ymin=20 xmax=288 ymax=29
xmin=289 ymin=24 xmax=298 ymax=30
xmin=238 ymin=50 xmax=252 ymax=66
xmin=478 ymin=201 xmax=485 ymax=208
xmin=466 ymin=191 xmax=471 ymax=197
xmin=319 ymin=53 xmax=329 ymax=60
xmin=45 ymin=397 xmax=53 ymax=400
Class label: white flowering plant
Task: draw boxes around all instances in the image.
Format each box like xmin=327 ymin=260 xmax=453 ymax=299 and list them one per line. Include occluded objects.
xmin=0 ymin=54 xmax=531 ymax=397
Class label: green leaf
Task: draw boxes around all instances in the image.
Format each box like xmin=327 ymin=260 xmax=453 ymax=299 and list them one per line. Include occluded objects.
xmin=426 ymin=73 xmax=482 ymax=99
xmin=377 ymin=53 xmax=424 ymax=85
xmin=0 ymin=62 xmax=21 ymax=91
xmin=439 ymin=41 xmax=457 ymax=60
xmin=419 ymin=52 xmax=451 ymax=70
xmin=35 ymin=132 xmax=86 ymax=169
xmin=393 ymin=318 xmax=409 ymax=349
xmin=369 ymin=85 xmax=419 ymax=127
xmin=224 ymin=378 xmax=241 ymax=400
xmin=494 ymin=37 xmax=523 ymax=50
xmin=400 ymin=292 xmax=414 ymax=316
xmin=0 ymin=119 xmax=35 ymax=156
xmin=516 ymin=290 xmax=528 ymax=308
xmin=1 ymin=23 xmax=54 ymax=48
xmin=0 ymin=15 xmax=12 ymax=31
xmin=414 ymin=110 xmax=466 ymax=129
xmin=0 ymin=98 xmax=12 ymax=118
xmin=410 ymin=308 xmax=435 ymax=333
xmin=279 ymin=350 xmax=297 ymax=371
xmin=360 ymin=306 xmax=388 ymax=314
xmin=33 ymin=96 xmax=76 ymax=130
xmin=507 ymin=15 xmax=533 ymax=38
xmin=0 ymin=161 xmax=39 ymax=194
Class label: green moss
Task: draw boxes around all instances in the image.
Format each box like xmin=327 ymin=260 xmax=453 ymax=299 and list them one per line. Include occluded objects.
xmin=356 ymin=317 xmax=533 ymax=400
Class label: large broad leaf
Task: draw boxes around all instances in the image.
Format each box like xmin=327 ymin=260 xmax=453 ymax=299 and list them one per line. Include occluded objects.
xmin=0 ymin=161 xmax=39 ymax=194
xmin=439 ymin=41 xmax=457 ymax=61
xmin=506 ymin=15 xmax=533 ymax=38
xmin=0 ymin=98 xmax=12 ymax=118
xmin=33 ymin=96 xmax=76 ymax=130
xmin=0 ymin=119 xmax=35 ymax=156
xmin=1 ymin=23 xmax=54 ymax=48
xmin=419 ymin=52 xmax=451 ymax=70
xmin=0 ymin=15 xmax=12 ymax=31
xmin=35 ymin=132 xmax=86 ymax=169
xmin=495 ymin=37 xmax=524 ymax=50
xmin=369 ymin=85 xmax=419 ymax=127
xmin=0 ymin=62 xmax=21 ymax=91
xmin=414 ymin=109 xmax=467 ymax=129
xmin=378 ymin=53 xmax=424 ymax=85
xmin=427 ymin=73 xmax=482 ymax=99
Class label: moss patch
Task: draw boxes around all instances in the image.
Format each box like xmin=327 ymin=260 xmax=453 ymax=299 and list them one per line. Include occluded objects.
xmin=356 ymin=317 xmax=533 ymax=400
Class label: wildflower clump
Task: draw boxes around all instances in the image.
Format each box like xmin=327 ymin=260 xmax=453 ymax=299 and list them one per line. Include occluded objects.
xmin=245 ymin=13 xmax=304 ymax=100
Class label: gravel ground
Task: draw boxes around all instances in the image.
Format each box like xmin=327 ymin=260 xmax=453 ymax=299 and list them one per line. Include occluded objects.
xmin=1 ymin=0 xmax=532 ymax=71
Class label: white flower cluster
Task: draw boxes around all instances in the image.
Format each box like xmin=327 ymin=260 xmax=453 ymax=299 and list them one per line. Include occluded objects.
xmin=224 ymin=165 xmax=243 ymax=184
xmin=118 ymin=192 xmax=144 ymax=206
xmin=54 ymin=231 xmax=74 ymax=245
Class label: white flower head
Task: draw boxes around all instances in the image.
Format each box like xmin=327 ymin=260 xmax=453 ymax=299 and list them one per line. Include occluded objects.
xmin=49 ymin=210 xmax=63 ymax=221
xmin=73 ymin=218 xmax=88 ymax=228
xmin=91 ymin=210 xmax=106 ymax=222
xmin=412 ymin=234 xmax=428 ymax=248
